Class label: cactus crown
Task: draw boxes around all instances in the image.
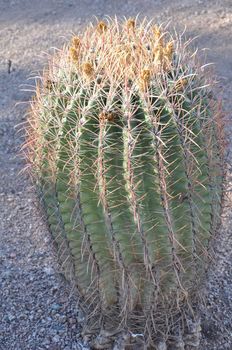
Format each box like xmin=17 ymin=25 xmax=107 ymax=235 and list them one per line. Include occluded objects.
xmin=26 ymin=17 xmax=224 ymax=347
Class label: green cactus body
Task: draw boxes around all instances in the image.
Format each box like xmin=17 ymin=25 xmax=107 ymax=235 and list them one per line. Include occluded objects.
xmin=26 ymin=18 xmax=224 ymax=345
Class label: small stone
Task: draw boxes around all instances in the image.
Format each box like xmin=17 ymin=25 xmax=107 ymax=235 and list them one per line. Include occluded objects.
xmin=156 ymin=341 xmax=167 ymax=350
xmin=18 ymin=314 xmax=26 ymax=320
xmin=42 ymin=339 xmax=50 ymax=347
xmin=51 ymin=303 xmax=61 ymax=311
xmin=51 ymin=286 xmax=58 ymax=294
xmin=58 ymin=315 xmax=66 ymax=323
xmin=44 ymin=267 xmax=54 ymax=275
xmin=49 ymin=345 xmax=60 ymax=350
xmin=8 ymin=314 xmax=15 ymax=321
xmin=68 ymin=317 xmax=76 ymax=324
xmin=52 ymin=335 xmax=60 ymax=343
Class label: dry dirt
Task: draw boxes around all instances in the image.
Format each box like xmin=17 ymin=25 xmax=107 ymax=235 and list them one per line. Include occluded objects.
xmin=0 ymin=0 xmax=232 ymax=349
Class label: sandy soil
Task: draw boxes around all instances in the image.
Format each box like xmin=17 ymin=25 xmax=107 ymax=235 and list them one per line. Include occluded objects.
xmin=0 ymin=0 xmax=231 ymax=349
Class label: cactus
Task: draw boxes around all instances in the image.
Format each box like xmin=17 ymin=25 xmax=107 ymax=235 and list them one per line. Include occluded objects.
xmin=26 ymin=17 xmax=224 ymax=347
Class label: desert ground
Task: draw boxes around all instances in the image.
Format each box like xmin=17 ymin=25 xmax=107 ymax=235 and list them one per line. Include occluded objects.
xmin=0 ymin=0 xmax=231 ymax=349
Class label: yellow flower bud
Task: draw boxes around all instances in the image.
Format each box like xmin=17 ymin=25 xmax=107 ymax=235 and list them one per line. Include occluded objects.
xmin=165 ymin=41 xmax=174 ymax=61
xmin=139 ymin=69 xmax=151 ymax=91
xmin=153 ymin=25 xmax=163 ymax=46
xmin=97 ymin=21 xmax=107 ymax=34
xmin=126 ymin=18 xmax=136 ymax=30
xmin=99 ymin=111 xmax=115 ymax=122
xmin=82 ymin=62 xmax=94 ymax=77
xmin=154 ymin=44 xmax=164 ymax=64
xmin=71 ymin=36 xmax=81 ymax=49
xmin=175 ymin=78 xmax=188 ymax=92
xmin=69 ymin=47 xmax=79 ymax=63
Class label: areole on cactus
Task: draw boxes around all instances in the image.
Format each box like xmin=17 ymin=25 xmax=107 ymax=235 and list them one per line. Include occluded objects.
xmin=26 ymin=16 xmax=224 ymax=348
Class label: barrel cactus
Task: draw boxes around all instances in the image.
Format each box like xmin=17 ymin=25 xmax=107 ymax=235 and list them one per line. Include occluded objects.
xmin=26 ymin=17 xmax=224 ymax=348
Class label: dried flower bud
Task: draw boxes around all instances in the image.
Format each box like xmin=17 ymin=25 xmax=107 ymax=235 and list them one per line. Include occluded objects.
xmin=71 ymin=36 xmax=81 ymax=49
xmin=82 ymin=62 xmax=94 ymax=77
xmin=99 ymin=111 xmax=115 ymax=122
xmin=140 ymin=69 xmax=151 ymax=83
xmin=154 ymin=44 xmax=164 ymax=64
xmin=165 ymin=41 xmax=174 ymax=61
xmin=175 ymin=78 xmax=188 ymax=92
xmin=153 ymin=25 xmax=163 ymax=46
xmin=126 ymin=18 xmax=136 ymax=30
xmin=153 ymin=25 xmax=161 ymax=38
xmin=125 ymin=52 xmax=132 ymax=65
xmin=122 ymin=45 xmax=132 ymax=65
xmin=97 ymin=21 xmax=107 ymax=34
xmin=139 ymin=69 xmax=151 ymax=91
xmin=69 ymin=47 xmax=79 ymax=62
xmin=44 ymin=79 xmax=54 ymax=90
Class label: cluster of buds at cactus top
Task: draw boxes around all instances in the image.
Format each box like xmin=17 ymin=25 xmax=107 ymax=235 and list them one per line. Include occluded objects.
xmin=67 ymin=20 xmax=176 ymax=85
xmin=26 ymin=17 xmax=224 ymax=347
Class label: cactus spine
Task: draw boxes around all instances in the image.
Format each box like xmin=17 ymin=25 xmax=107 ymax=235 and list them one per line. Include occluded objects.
xmin=26 ymin=17 xmax=224 ymax=347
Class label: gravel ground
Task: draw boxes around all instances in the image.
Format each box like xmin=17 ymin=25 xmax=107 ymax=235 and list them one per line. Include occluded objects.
xmin=0 ymin=0 xmax=231 ymax=349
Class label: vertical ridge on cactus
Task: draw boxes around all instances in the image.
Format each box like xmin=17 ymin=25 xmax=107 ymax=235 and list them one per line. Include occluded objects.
xmin=25 ymin=17 xmax=224 ymax=347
